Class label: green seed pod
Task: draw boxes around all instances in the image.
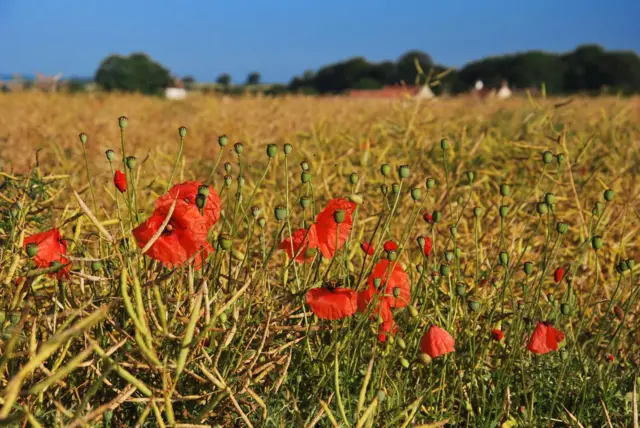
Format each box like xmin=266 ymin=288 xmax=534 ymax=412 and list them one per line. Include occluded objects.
xmin=198 ymin=185 xmax=210 ymax=197
xmin=391 ymin=183 xmax=400 ymax=195
xmin=604 ymin=189 xmax=614 ymax=202
xmin=380 ymin=184 xmax=388 ymax=195
xmin=387 ymin=250 xmax=398 ymax=261
xmin=50 ymin=260 xmax=63 ymax=271
xmin=237 ymin=175 xmax=245 ymax=188
xmin=473 ymin=207 xmax=482 ymax=218
xmin=523 ymin=261 xmax=534 ymax=275
xmin=283 ymin=143 xmax=293 ymax=155
xmin=224 ymin=162 xmax=232 ymax=173
xmin=536 ymin=202 xmax=548 ymax=215
xmin=500 ymin=184 xmax=511 ymax=197
xmin=234 ymin=142 xmax=243 ymax=155
xmin=224 ymin=175 xmax=232 ymax=187
xmin=26 ymin=243 xmax=39 ymax=258
xmin=499 ymin=251 xmax=509 ymax=266
xmin=218 ymin=234 xmax=233 ymax=251
xmin=426 ymin=178 xmax=436 ymax=189
xmin=373 ymin=278 xmax=382 ymax=288
xmin=381 ymin=163 xmax=391 ymax=177
xmin=266 ymin=143 xmax=278 ymax=158
xmin=547 ymin=293 xmax=555 ymax=303
xmin=333 ymin=209 xmax=346 ymax=224
xmin=542 ymin=150 xmax=554 ymax=164
xmin=432 ymin=211 xmax=442 ymax=223
xmin=417 ymin=353 xmax=432 ymax=366
xmin=549 ymin=203 xmax=556 ymax=212
xmin=91 ymin=260 xmax=102 ymax=273
xmin=445 ymin=251 xmax=454 ymax=262
xmin=257 ymin=217 xmax=266 ymax=228
xmin=440 ymin=138 xmax=449 ymax=150
xmin=300 ymin=196 xmax=311 ymax=209
xmin=544 ymin=192 xmax=555 ymax=205
xmin=301 ymin=171 xmax=312 ymax=183
xmin=499 ymin=205 xmax=509 ymax=218
xmin=79 ymin=132 xmax=88 ymax=145
xmin=274 ymin=205 xmax=287 ymax=221
xmin=219 ymin=312 xmax=228 ymax=324
xmin=398 ymin=165 xmax=410 ymax=179
xmin=454 ymin=247 xmax=461 ymax=257
xmin=105 ymin=149 xmax=115 ymax=161
xmin=450 ymin=226 xmax=457 ymax=237
xmin=392 ymin=287 xmax=401 ymax=298
xmin=300 ymin=160 xmax=310 ymax=171
xmin=397 ymin=336 xmax=406 ymax=349
xmin=408 ymin=305 xmax=419 ymax=318
xmin=349 ymin=172 xmax=359 ymax=185
xmin=218 ymin=134 xmax=228 ymax=147
xmin=377 ymin=390 xmax=386 ymax=402
xmin=556 ymin=153 xmax=565 ymax=166
xmin=125 ymin=156 xmax=136 ymax=170
xmin=616 ymin=260 xmax=629 ymax=273
xmin=466 ymin=171 xmax=475 ymax=183
xmin=440 ymin=263 xmax=450 ymax=276
xmin=592 ymin=235 xmax=603 ymax=250
xmin=410 ymin=187 xmax=421 ymax=201
xmin=594 ymin=201 xmax=603 ymax=214
xmin=561 ymin=303 xmax=571 ymax=315
xmin=349 ymin=194 xmax=363 ymax=204
xmin=195 ymin=194 xmax=206 ymax=209
xmin=556 ymin=222 xmax=568 ymax=234
xmin=627 ymin=259 xmax=635 ymax=269
xmin=417 ymin=236 xmax=426 ymax=247
xmin=399 ymin=357 xmax=410 ymax=369
xmin=468 ymin=300 xmax=481 ymax=311
xmin=456 ymin=284 xmax=466 ymax=297
xmin=178 ymin=126 xmax=187 ymax=138
xmin=118 ymin=116 xmax=129 ymax=129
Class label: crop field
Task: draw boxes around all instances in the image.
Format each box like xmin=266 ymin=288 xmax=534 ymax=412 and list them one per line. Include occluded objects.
xmin=0 ymin=92 xmax=639 ymax=427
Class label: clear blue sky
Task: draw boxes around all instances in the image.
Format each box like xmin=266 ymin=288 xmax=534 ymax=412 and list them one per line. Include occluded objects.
xmin=2 ymin=0 xmax=639 ymax=83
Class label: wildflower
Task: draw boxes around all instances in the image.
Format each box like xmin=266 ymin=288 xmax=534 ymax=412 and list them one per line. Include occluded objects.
xmin=156 ymin=181 xmax=221 ymax=230
xmin=527 ymin=321 xmax=565 ymax=354
xmin=278 ymin=226 xmax=319 ymax=263
xmin=23 ymin=228 xmax=70 ymax=279
xmin=605 ymin=354 xmax=614 ymax=363
xmin=383 ymin=240 xmax=398 ymax=252
xmin=114 ymin=170 xmax=127 ymax=193
xmin=133 ymin=200 xmax=209 ymax=268
xmin=554 ymin=267 xmax=564 ymax=283
xmin=423 ymin=237 xmax=433 ymax=257
xmin=360 ymin=260 xmax=411 ymax=309
xmin=314 ymin=198 xmax=356 ymax=259
xmin=306 ymin=285 xmax=357 ymax=320
xmin=378 ymin=314 xmax=398 ymax=343
xmin=420 ymin=325 xmax=455 ymax=358
xmin=360 ymin=241 xmax=375 ymax=256
xmin=491 ymin=329 xmax=504 ymax=341
xmin=423 ymin=212 xmax=433 ymax=223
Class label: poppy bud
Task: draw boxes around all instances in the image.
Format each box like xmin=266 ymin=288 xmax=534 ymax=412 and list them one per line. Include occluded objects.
xmin=614 ymin=306 xmax=624 ymax=320
xmin=333 ymin=209 xmax=346 ymax=224
xmin=397 ymin=336 xmax=406 ymax=349
xmin=455 ymin=284 xmax=466 ymax=296
xmin=399 ymin=357 xmax=410 ymax=369
xmin=440 ymin=263 xmax=450 ymax=276
xmin=223 ymin=162 xmax=232 ymax=174
xmin=454 ymin=247 xmax=461 ymax=257
xmin=417 ymin=353 xmax=432 ymax=366
xmin=195 ymin=194 xmax=206 ymax=209
xmin=440 ymin=138 xmax=449 ymax=150
xmin=257 ymin=217 xmax=266 ymax=228
xmin=118 ymin=116 xmax=129 ymax=129
xmin=524 ymin=261 xmax=534 ymax=275
xmin=224 ymin=175 xmax=232 ymax=187
xmin=178 ymin=126 xmax=187 ymax=138
xmin=542 ymin=150 xmax=553 ymax=164
xmin=79 ymin=132 xmax=88 ymax=145
xmin=237 ymin=176 xmax=245 ymax=188
xmin=300 ymin=160 xmax=310 ymax=171
xmin=594 ymin=201 xmax=603 ymax=215
xmin=553 ymin=267 xmax=564 ymax=283
xmin=50 ymin=260 xmax=63 ymax=271
xmin=392 ymin=287 xmax=401 ymax=298
xmin=410 ymin=187 xmax=421 ymax=201
xmin=234 ymin=142 xmax=243 ymax=155
xmin=561 ymin=303 xmax=571 ymax=315
xmin=466 ymin=171 xmax=475 ymax=183
xmin=380 ymin=184 xmax=388 ymax=195
xmin=387 ymin=250 xmax=397 ymax=261
xmin=301 ymin=171 xmax=312 ymax=183
xmin=219 ymin=312 xmax=228 ymax=323
xmin=536 ymin=202 xmax=548 ymax=215
xmin=218 ymin=134 xmax=228 ymax=147
xmin=445 ymin=251 xmax=454 ymax=262
xmin=373 ymin=278 xmax=382 ymax=288
xmin=125 ymin=156 xmax=136 ymax=170
xmin=417 ymin=236 xmax=426 ymax=247
xmin=391 ymin=183 xmax=400 ymax=195
xmin=274 ymin=205 xmax=287 ymax=221
xmin=376 ymin=390 xmax=386 ymax=402
xmin=547 ymin=293 xmax=555 ymax=303
xmin=398 ymin=165 xmax=410 ymax=179
xmin=105 ymin=149 xmax=115 ymax=161
xmin=416 ymin=264 xmax=423 ymax=273
xmin=556 ymin=153 xmax=565 ymax=166
xmin=500 ymin=184 xmax=510 ymax=197
xmin=195 ymin=185 xmax=209 ymax=198
xmin=592 ymin=235 xmax=603 ymax=250
xmin=473 ymin=207 xmax=482 ymax=218
xmin=349 ymin=194 xmax=363 ymax=204
xmin=26 ymin=243 xmax=39 ymax=258
xmin=349 ymin=172 xmax=359 ymax=185
xmin=468 ymin=300 xmax=481 ymax=311
xmin=627 ymin=259 xmax=635 ymax=269
xmin=556 ymin=222 xmax=568 ymax=234
xmin=449 ymin=226 xmax=457 ymax=237
xmin=425 ymin=178 xmax=436 ymax=190
xmin=544 ymin=193 xmax=555 ymax=205
xmin=408 ymin=305 xmax=419 ymax=318
xmin=432 ymin=211 xmax=442 ymax=223
xmin=380 ymin=163 xmax=391 ymax=177
xmin=114 ymin=170 xmax=127 ymax=193
xmin=499 ymin=205 xmax=509 ymax=218
xmin=616 ymin=260 xmax=629 ymax=273
xmin=91 ymin=260 xmax=103 ymax=273
xmin=299 ymin=196 xmax=311 ymax=210
xmin=218 ymin=234 xmax=233 ymax=251
xmin=603 ymin=189 xmax=614 ymax=202
xmin=499 ymin=252 xmax=509 ymax=266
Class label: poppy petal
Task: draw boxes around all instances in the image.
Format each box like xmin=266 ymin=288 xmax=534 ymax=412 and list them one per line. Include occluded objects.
xmin=306 ymin=287 xmax=358 ymax=320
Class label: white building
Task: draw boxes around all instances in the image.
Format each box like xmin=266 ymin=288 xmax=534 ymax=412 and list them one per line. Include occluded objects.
xmin=497 ymin=80 xmax=512 ymax=99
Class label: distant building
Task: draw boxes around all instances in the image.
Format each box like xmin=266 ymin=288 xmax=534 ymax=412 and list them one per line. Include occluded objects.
xmin=348 ymin=84 xmax=435 ymax=99
xmin=165 ymin=76 xmax=187 ymax=100
xmin=496 ymin=80 xmax=512 ymax=99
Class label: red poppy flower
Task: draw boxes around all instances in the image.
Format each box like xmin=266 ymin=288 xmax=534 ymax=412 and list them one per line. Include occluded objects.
xmin=605 ymin=354 xmax=614 ymax=362
xmin=23 ymin=228 xmax=70 ymax=279
xmin=423 ymin=237 xmax=433 ymax=257
xmin=527 ymin=322 xmax=565 ymax=354
xmin=360 ymin=241 xmax=375 ymax=255
xmin=360 ymin=259 xmax=411 ymax=308
xmin=314 ymin=198 xmax=356 ymax=259
xmin=383 ymin=240 xmax=398 ymax=252
xmin=306 ymin=287 xmax=358 ymax=320
xmin=133 ymin=199 xmax=209 ymax=268
xmin=423 ymin=212 xmax=433 ymax=223
xmin=491 ymin=329 xmax=504 ymax=341
xmin=156 ymin=181 xmax=221 ymax=230
xmin=114 ymin=170 xmax=127 ymax=193
xmin=420 ymin=325 xmax=455 ymax=358
xmin=553 ymin=267 xmax=564 ymax=283
xmin=377 ymin=314 xmax=398 ymax=343
xmin=278 ymin=226 xmax=319 ymax=263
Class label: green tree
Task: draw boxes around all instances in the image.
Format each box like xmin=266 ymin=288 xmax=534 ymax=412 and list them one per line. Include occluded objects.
xmin=94 ymin=53 xmax=173 ymax=95
xmin=216 ymin=73 xmax=231 ymax=87
xmin=396 ymin=50 xmax=433 ymax=85
xmin=182 ymin=75 xmax=196 ymax=89
xmin=246 ymin=72 xmax=261 ymax=85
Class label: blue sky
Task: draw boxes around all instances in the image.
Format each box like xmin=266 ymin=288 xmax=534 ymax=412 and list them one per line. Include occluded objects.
xmin=1 ymin=0 xmax=638 ymax=83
